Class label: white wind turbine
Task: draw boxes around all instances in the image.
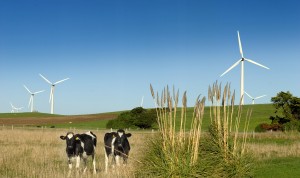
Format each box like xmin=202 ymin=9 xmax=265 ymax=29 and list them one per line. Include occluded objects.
xmin=220 ymin=31 xmax=270 ymax=105
xmin=39 ymin=74 xmax=69 ymax=114
xmin=24 ymin=85 xmax=44 ymax=112
xmin=10 ymin=102 xmax=23 ymax=113
xmin=140 ymin=96 xmax=144 ymax=107
xmin=244 ymin=91 xmax=266 ymax=104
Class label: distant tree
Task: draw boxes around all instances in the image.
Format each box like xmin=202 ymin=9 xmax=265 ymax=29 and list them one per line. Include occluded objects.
xmin=270 ymin=91 xmax=300 ymax=131
xmin=106 ymin=107 xmax=157 ymax=129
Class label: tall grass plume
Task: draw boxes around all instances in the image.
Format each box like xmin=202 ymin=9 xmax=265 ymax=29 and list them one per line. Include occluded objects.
xmin=137 ymin=82 xmax=253 ymax=177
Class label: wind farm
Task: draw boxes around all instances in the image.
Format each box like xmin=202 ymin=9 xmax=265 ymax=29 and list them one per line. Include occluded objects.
xmin=10 ymin=102 xmax=23 ymax=113
xmin=220 ymin=31 xmax=270 ymax=105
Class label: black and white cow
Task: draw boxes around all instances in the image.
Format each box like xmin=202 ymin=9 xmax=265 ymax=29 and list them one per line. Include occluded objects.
xmin=60 ymin=131 xmax=97 ymax=174
xmin=104 ymin=129 xmax=132 ymax=173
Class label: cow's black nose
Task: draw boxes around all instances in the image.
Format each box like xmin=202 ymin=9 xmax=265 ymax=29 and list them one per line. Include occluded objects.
xmin=68 ymin=145 xmax=73 ymax=149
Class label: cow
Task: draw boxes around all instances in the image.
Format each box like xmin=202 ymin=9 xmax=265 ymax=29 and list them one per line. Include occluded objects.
xmin=60 ymin=131 xmax=97 ymax=175
xmin=104 ymin=129 xmax=132 ymax=173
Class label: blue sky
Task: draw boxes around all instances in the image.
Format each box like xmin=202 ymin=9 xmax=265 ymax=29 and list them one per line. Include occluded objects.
xmin=0 ymin=0 xmax=299 ymax=115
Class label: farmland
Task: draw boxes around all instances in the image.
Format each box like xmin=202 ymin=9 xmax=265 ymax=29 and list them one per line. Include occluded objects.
xmin=0 ymin=104 xmax=274 ymax=131
xmin=1 ymin=104 xmax=300 ymax=177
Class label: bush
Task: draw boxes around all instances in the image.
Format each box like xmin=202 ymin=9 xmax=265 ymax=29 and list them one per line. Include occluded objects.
xmin=255 ymin=123 xmax=283 ymax=132
xmin=283 ymin=120 xmax=300 ymax=132
xmin=106 ymin=107 xmax=157 ymax=129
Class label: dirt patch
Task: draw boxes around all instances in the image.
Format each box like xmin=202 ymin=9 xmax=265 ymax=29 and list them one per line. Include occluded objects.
xmin=0 ymin=114 xmax=117 ymax=125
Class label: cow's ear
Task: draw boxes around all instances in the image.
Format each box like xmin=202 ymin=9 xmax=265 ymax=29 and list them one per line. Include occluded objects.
xmin=125 ymin=133 xmax=132 ymax=138
xmin=60 ymin=136 xmax=66 ymax=140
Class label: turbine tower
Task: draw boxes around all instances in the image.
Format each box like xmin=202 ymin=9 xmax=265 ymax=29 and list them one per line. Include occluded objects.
xmin=244 ymin=91 xmax=266 ymax=104
xmin=220 ymin=31 xmax=270 ymax=105
xmin=39 ymin=74 xmax=69 ymax=114
xmin=24 ymin=85 xmax=44 ymax=112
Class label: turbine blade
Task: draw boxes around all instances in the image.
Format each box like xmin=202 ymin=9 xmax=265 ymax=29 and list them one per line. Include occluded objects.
xmin=220 ymin=59 xmax=241 ymax=77
xmin=244 ymin=58 xmax=270 ymax=70
xmin=237 ymin=31 xmax=244 ymax=58
xmin=39 ymin=74 xmax=53 ymax=84
xmin=54 ymin=78 xmax=70 ymax=85
xmin=255 ymin=95 xmax=267 ymax=99
xmin=34 ymin=90 xmax=45 ymax=94
xmin=244 ymin=91 xmax=253 ymax=99
xmin=24 ymin=85 xmax=32 ymax=94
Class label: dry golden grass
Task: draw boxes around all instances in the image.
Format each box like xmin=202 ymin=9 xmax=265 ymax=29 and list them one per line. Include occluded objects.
xmin=247 ymin=132 xmax=300 ymax=160
xmin=0 ymin=128 xmax=147 ymax=178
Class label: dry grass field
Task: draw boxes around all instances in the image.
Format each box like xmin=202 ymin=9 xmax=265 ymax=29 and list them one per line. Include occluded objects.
xmin=2 ymin=127 xmax=300 ymax=177
xmin=0 ymin=127 xmax=149 ymax=178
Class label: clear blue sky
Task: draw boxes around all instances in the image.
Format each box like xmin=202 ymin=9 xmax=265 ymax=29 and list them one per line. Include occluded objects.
xmin=0 ymin=0 xmax=299 ymax=115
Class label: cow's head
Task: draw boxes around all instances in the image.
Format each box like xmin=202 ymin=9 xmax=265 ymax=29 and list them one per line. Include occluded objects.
xmin=113 ymin=129 xmax=131 ymax=154
xmin=60 ymin=132 xmax=78 ymax=151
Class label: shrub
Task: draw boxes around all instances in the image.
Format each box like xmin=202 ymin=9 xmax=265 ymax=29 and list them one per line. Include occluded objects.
xmin=106 ymin=107 xmax=157 ymax=129
xmin=255 ymin=123 xmax=284 ymax=132
xmin=283 ymin=120 xmax=300 ymax=132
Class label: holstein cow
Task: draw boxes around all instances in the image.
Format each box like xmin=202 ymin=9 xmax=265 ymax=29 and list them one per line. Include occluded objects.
xmin=104 ymin=129 xmax=132 ymax=173
xmin=60 ymin=131 xmax=97 ymax=174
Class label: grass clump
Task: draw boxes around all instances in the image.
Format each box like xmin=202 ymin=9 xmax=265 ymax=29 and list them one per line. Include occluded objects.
xmin=136 ymin=82 xmax=253 ymax=177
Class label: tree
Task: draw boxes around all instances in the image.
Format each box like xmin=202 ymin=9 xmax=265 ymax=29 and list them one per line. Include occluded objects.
xmin=106 ymin=107 xmax=157 ymax=129
xmin=270 ymin=91 xmax=300 ymax=131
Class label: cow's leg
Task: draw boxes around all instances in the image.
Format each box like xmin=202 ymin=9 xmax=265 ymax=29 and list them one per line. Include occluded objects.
xmin=104 ymin=150 xmax=109 ymax=173
xmin=83 ymin=157 xmax=87 ymax=173
xmin=75 ymin=155 xmax=80 ymax=169
xmin=115 ymin=155 xmax=120 ymax=166
xmin=92 ymin=154 xmax=96 ymax=174
xmin=67 ymin=157 xmax=72 ymax=177
xmin=68 ymin=157 xmax=73 ymax=169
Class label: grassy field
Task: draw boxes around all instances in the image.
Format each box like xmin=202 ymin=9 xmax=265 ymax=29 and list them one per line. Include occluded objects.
xmin=5 ymin=103 xmax=300 ymax=177
xmin=0 ymin=104 xmax=275 ymax=132
xmin=1 ymin=128 xmax=300 ymax=177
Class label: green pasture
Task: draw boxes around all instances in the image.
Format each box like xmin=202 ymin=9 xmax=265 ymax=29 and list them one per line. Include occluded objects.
xmin=0 ymin=112 xmax=60 ymax=118
xmin=0 ymin=104 xmax=275 ymax=131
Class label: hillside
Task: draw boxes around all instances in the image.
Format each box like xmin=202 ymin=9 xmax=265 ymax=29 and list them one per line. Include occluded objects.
xmin=0 ymin=104 xmax=275 ymax=131
xmin=0 ymin=112 xmax=118 ymax=126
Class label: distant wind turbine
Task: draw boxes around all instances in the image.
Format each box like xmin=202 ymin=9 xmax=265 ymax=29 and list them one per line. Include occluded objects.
xmin=24 ymin=85 xmax=44 ymax=112
xmin=10 ymin=102 xmax=23 ymax=113
xmin=220 ymin=31 xmax=270 ymax=105
xmin=244 ymin=91 xmax=266 ymax=104
xmin=39 ymin=74 xmax=69 ymax=114
xmin=141 ymin=96 xmax=144 ymax=107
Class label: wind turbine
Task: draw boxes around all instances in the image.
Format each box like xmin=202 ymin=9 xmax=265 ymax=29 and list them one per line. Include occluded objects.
xmin=244 ymin=91 xmax=266 ymax=104
xmin=220 ymin=31 xmax=270 ymax=105
xmin=24 ymin=85 xmax=44 ymax=112
xmin=39 ymin=74 xmax=69 ymax=114
xmin=140 ymin=96 xmax=144 ymax=107
xmin=10 ymin=102 xmax=23 ymax=113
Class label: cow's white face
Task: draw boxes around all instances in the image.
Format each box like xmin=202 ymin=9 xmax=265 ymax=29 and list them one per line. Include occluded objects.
xmin=67 ymin=133 xmax=74 ymax=139
xmin=118 ymin=131 xmax=124 ymax=137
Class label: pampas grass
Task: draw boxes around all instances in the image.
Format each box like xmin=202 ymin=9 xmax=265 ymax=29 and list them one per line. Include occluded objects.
xmin=137 ymin=82 xmax=253 ymax=177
